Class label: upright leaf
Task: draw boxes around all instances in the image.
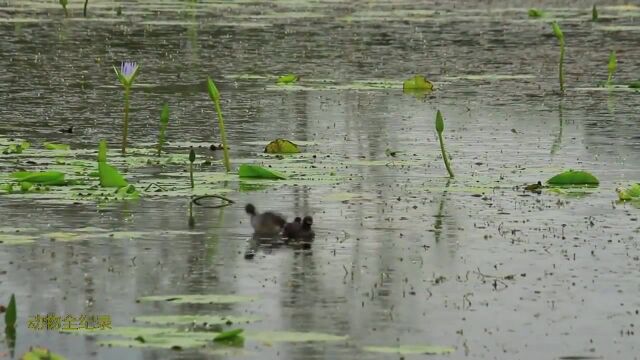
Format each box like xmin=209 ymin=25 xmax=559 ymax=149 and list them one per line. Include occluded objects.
xmin=5 ymin=294 xmax=16 ymax=329
xmin=207 ymin=77 xmax=220 ymax=102
xmin=98 ymin=140 xmax=107 ymax=163
xmin=592 ymin=5 xmax=598 ymax=21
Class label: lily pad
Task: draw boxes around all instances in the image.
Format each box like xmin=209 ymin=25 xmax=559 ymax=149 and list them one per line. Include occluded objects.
xmin=277 ymin=74 xmax=298 ymax=84
xmin=402 ymin=75 xmax=434 ymax=91
xmin=0 ymin=234 xmax=36 ymax=245
xmin=214 ymin=329 xmax=244 ymax=342
xmin=248 ymin=331 xmax=347 ymax=343
xmin=43 ymin=143 xmax=70 ymax=150
xmin=21 ymin=347 xmax=67 ymax=360
xmin=363 ymin=345 xmax=455 ymax=355
xmin=616 ymin=184 xmax=640 ymax=201
xmin=10 ymin=171 xmax=67 ymax=185
xmin=238 ymin=164 xmax=287 ymax=180
xmin=137 ymin=294 xmax=256 ymax=304
xmin=546 ymin=170 xmax=599 ymax=186
xmin=528 ymin=8 xmax=546 ymax=17
xmin=264 ymin=139 xmax=300 ymax=154
xmin=134 ymin=315 xmax=260 ymax=326
xmin=629 ymin=81 xmax=640 ymax=89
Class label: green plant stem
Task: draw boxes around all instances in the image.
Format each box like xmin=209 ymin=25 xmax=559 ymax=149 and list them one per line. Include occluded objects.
xmin=157 ymin=129 xmax=165 ymax=156
xmin=190 ymin=163 xmax=194 ymax=188
xmin=559 ymin=44 xmax=565 ymax=93
xmin=63 ymin=6 xmax=68 ymax=17
xmin=83 ymin=0 xmax=88 ymax=17
xmin=437 ymin=132 xmax=454 ymax=178
xmin=213 ymin=99 xmax=231 ymax=172
xmin=121 ymin=87 xmax=130 ymax=154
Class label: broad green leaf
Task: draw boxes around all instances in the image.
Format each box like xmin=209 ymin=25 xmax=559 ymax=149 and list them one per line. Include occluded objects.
xmin=21 ymin=347 xmax=67 ymax=360
xmin=264 ymin=139 xmax=300 ymax=154
xmin=98 ymin=140 xmax=107 ymax=163
xmin=43 ymin=143 xmax=70 ymax=150
xmin=10 ymin=171 xmax=66 ymax=185
xmin=134 ymin=315 xmax=260 ymax=326
xmin=528 ymin=8 xmax=545 ymax=18
xmin=2 ymin=141 xmax=30 ymax=154
xmin=5 ymin=293 xmax=16 ymax=328
xmin=363 ymin=345 xmax=455 ymax=355
xmin=214 ymin=329 xmax=243 ymax=341
xmin=403 ymin=75 xmax=433 ymax=91
xmin=98 ymin=162 xmax=128 ymax=188
xmin=616 ymin=183 xmax=640 ymax=201
xmin=115 ymin=184 xmax=140 ymax=199
xmin=629 ymin=81 xmax=640 ymax=89
xmin=546 ymin=170 xmax=599 ymax=185
xmin=238 ymin=164 xmax=287 ymax=180
xmin=137 ymin=294 xmax=256 ymax=304
xmin=277 ymin=74 xmax=298 ymax=84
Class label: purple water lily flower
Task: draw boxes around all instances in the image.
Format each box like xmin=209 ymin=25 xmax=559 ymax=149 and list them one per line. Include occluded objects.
xmin=113 ymin=61 xmax=140 ymax=88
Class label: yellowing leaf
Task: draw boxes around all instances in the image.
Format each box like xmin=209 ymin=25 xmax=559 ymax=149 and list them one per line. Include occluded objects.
xmin=264 ymin=139 xmax=300 ymax=154
xmin=403 ymin=75 xmax=433 ymax=91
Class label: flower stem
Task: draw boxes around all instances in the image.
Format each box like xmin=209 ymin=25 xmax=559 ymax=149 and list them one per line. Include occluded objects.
xmin=190 ymin=163 xmax=194 ymax=189
xmin=121 ymin=87 xmax=130 ymax=155
xmin=213 ymin=99 xmax=231 ymax=172
xmin=438 ymin=132 xmax=454 ymax=178
xmin=559 ymin=44 xmax=565 ymax=93
xmin=83 ymin=0 xmax=88 ymax=17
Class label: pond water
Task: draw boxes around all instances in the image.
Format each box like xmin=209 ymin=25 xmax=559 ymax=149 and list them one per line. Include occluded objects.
xmin=1 ymin=0 xmax=640 ymax=359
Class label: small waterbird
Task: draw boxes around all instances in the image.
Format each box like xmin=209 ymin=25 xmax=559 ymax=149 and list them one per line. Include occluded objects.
xmin=282 ymin=217 xmax=302 ymax=239
xmin=245 ymin=203 xmax=286 ymax=236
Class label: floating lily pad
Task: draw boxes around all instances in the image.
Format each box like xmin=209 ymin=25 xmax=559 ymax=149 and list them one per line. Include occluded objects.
xmin=238 ymin=164 xmax=287 ymax=180
xmin=363 ymin=345 xmax=455 ymax=355
xmin=528 ymin=8 xmax=546 ymax=17
xmin=0 ymin=234 xmax=36 ymax=245
xmin=277 ymin=74 xmax=298 ymax=84
xmin=264 ymin=139 xmax=300 ymax=154
xmin=616 ymin=184 xmax=640 ymax=201
xmin=137 ymin=294 xmax=256 ymax=304
xmin=10 ymin=171 xmax=67 ymax=185
xmin=403 ymin=75 xmax=434 ymax=91
xmin=629 ymin=81 xmax=640 ymax=89
xmin=21 ymin=347 xmax=67 ymax=360
xmin=214 ymin=329 xmax=244 ymax=342
xmin=248 ymin=331 xmax=347 ymax=343
xmin=547 ymin=170 xmax=599 ymax=186
xmin=134 ymin=315 xmax=260 ymax=326
xmin=43 ymin=143 xmax=70 ymax=150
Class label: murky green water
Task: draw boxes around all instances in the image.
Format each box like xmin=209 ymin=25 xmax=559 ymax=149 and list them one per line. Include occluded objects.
xmin=1 ymin=1 xmax=640 ymax=359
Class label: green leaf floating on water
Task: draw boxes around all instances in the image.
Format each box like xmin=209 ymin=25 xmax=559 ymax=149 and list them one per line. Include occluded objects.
xmin=528 ymin=8 xmax=545 ymax=17
xmin=214 ymin=329 xmax=243 ymax=342
xmin=10 ymin=171 xmax=67 ymax=185
xmin=547 ymin=170 xmax=599 ymax=186
xmin=277 ymin=74 xmax=298 ymax=84
xmin=629 ymin=81 xmax=640 ymax=89
xmin=238 ymin=164 xmax=287 ymax=180
xmin=1 ymin=141 xmax=30 ymax=154
xmin=363 ymin=345 xmax=455 ymax=355
xmin=137 ymin=294 xmax=256 ymax=304
xmin=21 ymin=347 xmax=67 ymax=360
xmin=403 ymin=75 xmax=433 ymax=91
xmin=43 ymin=142 xmax=70 ymax=150
xmin=134 ymin=315 xmax=260 ymax=326
xmin=264 ymin=139 xmax=300 ymax=154
xmin=616 ymin=183 xmax=640 ymax=201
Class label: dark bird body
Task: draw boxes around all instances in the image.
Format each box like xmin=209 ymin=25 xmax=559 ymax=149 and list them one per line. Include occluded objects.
xmin=296 ymin=216 xmax=315 ymax=242
xmin=283 ymin=217 xmax=302 ymax=239
xmin=245 ymin=203 xmax=286 ymax=236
